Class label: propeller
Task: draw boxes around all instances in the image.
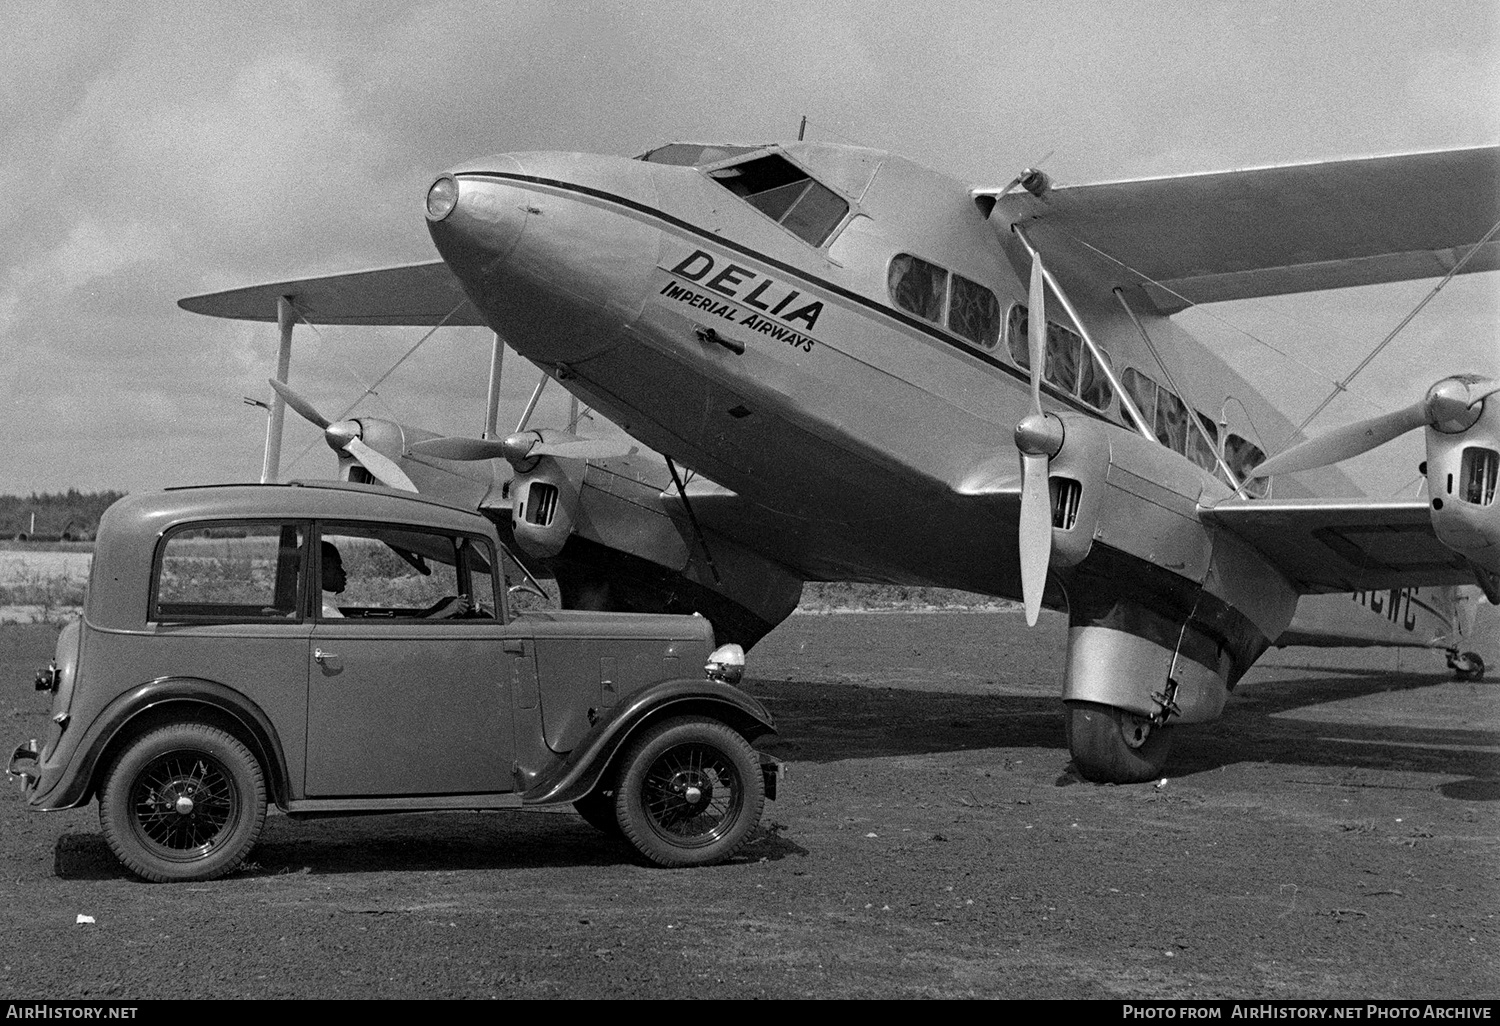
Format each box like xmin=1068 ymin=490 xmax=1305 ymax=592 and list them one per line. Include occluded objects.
xmin=412 ymin=429 xmax=633 ymax=469
xmin=1252 ymin=375 xmax=1500 ymax=479
xmin=266 ymin=379 xmax=418 ymax=492
xmin=1014 ymin=253 xmax=1065 ymax=626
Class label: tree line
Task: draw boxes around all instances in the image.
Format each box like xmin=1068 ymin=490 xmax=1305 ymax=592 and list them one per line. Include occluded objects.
xmin=0 ymin=490 xmax=127 ymax=540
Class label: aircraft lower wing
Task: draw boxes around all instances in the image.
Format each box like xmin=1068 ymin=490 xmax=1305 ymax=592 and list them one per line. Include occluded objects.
xmin=990 ymin=146 xmax=1500 ymax=313
xmin=1200 ymin=496 xmax=1479 ymax=593
xmin=178 ymin=260 xmax=488 ymax=326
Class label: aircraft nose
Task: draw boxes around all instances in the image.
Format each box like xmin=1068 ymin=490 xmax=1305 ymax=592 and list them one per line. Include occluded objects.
xmin=424 ymin=155 xmax=531 ymax=273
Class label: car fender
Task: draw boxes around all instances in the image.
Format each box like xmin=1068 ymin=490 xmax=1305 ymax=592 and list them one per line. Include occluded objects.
xmin=34 ymin=677 xmax=290 ymax=811
xmin=520 ymin=678 xmax=775 ymax=806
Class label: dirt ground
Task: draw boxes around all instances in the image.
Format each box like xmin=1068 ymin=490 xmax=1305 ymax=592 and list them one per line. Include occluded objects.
xmin=2 ymin=612 xmax=1497 ymax=1000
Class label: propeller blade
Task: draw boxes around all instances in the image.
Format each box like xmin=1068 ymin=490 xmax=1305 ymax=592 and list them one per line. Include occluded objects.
xmin=528 ymin=436 xmax=634 ymax=460
xmin=409 ymin=437 xmax=512 ymax=462
xmin=1018 ymin=452 xmax=1052 ymax=627
xmin=345 ymin=437 xmax=418 ymax=492
xmin=1252 ymin=401 xmax=1428 ymax=478
xmin=411 ymin=431 xmax=633 ymax=464
xmin=1027 ymin=254 xmax=1046 ymax=417
xmin=267 ymin=379 xmax=331 ymax=430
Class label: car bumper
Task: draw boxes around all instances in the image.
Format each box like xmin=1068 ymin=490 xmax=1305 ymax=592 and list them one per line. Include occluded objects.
xmin=8 ymin=738 xmax=40 ymax=790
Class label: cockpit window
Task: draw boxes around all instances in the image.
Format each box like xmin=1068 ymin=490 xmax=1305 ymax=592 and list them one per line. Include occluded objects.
xmin=708 ymin=154 xmax=850 ymax=247
xmin=637 ymin=143 xmax=759 ymax=167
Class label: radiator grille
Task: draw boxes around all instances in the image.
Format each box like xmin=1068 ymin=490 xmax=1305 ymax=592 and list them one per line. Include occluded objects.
xmin=1050 ymin=478 xmax=1082 ymax=530
xmin=524 ymin=482 xmax=559 ymax=526
xmin=1461 ymin=447 xmax=1498 ymax=506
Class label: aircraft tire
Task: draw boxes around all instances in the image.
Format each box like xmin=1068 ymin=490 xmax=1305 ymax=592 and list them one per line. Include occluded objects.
xmin=1064 ymin=701 xmax=1173 ymax=784
xmin=1451 ymin=653 xmax=1485 ymax=682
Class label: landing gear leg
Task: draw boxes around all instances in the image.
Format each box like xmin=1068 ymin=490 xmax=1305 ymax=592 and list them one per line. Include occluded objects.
xmin=1447 ymin=649 xmax=1486 ymax=682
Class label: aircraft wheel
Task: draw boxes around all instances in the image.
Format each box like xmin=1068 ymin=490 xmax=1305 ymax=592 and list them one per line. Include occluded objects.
xmin=99 ymin=723 xmax=266 ymax=882
xmin=614 ymin=716 xmax=763 ymax=868
xmin=1064 ymin=701 xmax=1173 ymax=784
xmin=1451 ymin=652 xmax=1486 ymax=682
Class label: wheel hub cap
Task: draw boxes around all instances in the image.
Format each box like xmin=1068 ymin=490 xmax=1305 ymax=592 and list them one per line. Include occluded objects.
xmin=671 ymin=771 xmax=712 ymax=811
xmin=174 ymin=794 xmax=195 ymax=815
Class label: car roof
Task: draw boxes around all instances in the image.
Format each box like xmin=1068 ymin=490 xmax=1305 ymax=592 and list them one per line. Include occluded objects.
xmin=88 ymin=483 xmax=496 ymax=630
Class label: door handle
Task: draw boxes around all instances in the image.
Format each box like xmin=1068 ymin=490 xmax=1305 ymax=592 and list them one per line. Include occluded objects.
xmin=313 ymin=648 xmax=343 ymax=672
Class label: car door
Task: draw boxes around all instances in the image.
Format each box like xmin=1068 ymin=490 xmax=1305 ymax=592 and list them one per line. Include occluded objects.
xmin=303 ymin=523 xmax=517 ymax=797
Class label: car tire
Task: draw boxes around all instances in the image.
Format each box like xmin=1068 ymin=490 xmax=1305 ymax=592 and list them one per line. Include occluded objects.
xmin=614 ymin=716 xmax=764 ymax=868
xmin=99 ymin=723 xmax=267 ymax=883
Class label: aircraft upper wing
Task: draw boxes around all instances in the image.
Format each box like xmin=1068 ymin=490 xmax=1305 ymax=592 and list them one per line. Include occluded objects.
xmin=1199 ymin=496 xmax=1478 ymax=593
xmin=991 ymin=146 xmax=1500 ymax=314
xmin=177 ymin=260 xmax=489 ymax=326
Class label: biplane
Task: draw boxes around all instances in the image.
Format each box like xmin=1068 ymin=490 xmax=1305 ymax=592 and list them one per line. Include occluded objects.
xmin=181 ymin=140 xmax=1499 ymax=783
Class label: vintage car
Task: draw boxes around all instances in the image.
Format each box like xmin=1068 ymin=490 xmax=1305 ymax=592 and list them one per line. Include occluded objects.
xmin=8 ymin=482 xmax=778 ymax=881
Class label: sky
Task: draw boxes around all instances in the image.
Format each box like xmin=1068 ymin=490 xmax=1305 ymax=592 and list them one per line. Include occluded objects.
xmin=0 ymin=0 xmax=1495 ymax=497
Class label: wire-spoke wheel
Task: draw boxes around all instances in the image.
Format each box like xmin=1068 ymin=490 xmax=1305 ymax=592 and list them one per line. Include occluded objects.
xmin=99 ymin=723 xmax=266 ymax=882
xmin=615 ymin=717 xmax=763 ymax=867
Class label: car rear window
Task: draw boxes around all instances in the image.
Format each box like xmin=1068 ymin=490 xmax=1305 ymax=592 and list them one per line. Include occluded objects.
xmin=153 ymin=522 xmax=305 ymax=622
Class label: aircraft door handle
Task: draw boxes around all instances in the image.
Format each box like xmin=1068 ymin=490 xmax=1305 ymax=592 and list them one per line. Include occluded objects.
xmin=694 ymin=325 xmax=745 ymax=355
xmin=313 ymin=648 xmax=343 ymax=672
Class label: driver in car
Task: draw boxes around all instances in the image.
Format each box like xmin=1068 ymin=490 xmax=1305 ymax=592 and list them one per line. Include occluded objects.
xmin=320 ymin=541 xmax=470 ymax=619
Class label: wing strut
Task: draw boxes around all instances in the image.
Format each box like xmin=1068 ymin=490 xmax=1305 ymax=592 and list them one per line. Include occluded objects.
xmin=483 ymin=332 xmax=506 ymax=440
xmin=666 ymin=457 xmax=723 ymax=586
xmin=1010 ymin=227 xmax=1155 ymax=443
xmin=1292 ymin=218 xmax=1500 ymax=439
xmin=1112 ymin=288 xmax=1249 ymax=498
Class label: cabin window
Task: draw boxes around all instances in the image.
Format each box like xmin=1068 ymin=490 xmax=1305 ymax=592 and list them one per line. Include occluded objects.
xmin=1007 ymin=304 xmax=1115 ymax=413
xmin=1122 ymin=368 xmax=1272 ymax=497
xmin=708 ymin=154 xmax=849 ymax=246
xmin=889 ymin=254 xmax=947 ymax=323
xmin=891 ymin=256 xmax=1003 ymax=349
xmin=1188 ymin=414 xmax=1219 ymax=473
xmin=1078 ymin=345 xmax=1115 ymax=410
xmin=1122 ymin=367 xmax=1156 ymax=426
xmin=1154 ymin=387 xmax=1190 ymax=453
xmin=948 ymin=273 xmax=1002 ymax=349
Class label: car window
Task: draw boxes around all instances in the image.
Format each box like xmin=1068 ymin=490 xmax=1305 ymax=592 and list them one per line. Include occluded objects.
xmin=318 ymin=523 xmax=495 ymax=621
xmin=154 ymin=522 xmax=305 ymax=622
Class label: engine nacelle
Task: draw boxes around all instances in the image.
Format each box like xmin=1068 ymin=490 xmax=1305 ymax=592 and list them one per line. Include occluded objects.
xmin=1425 ymin=394 xmax=1499 ymax=575
xmin=510 ymin=456 xmax=583 ymax=559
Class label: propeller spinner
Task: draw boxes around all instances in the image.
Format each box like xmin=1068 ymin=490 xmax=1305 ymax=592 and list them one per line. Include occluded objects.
xmin=266 ymin=379 xmax=418 ymax=492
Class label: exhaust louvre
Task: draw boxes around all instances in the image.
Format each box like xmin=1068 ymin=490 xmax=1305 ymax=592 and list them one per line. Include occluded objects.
xmin=1460 ymin=447 xmax=1498 ymax=506
xmin=525 ymin=482 xmax=560 ymax=526
xmin=1050 ymin=478 xmax=1082 ymax=530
